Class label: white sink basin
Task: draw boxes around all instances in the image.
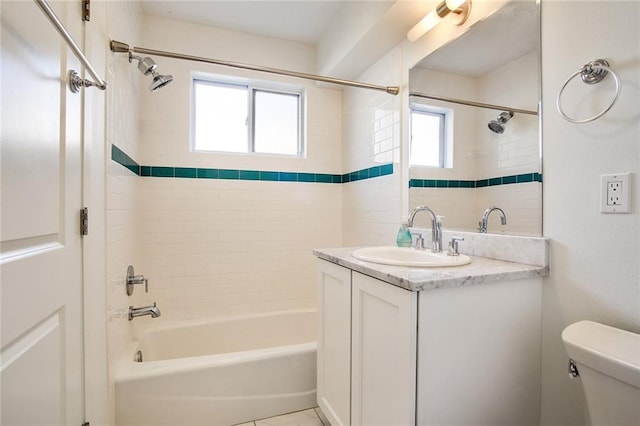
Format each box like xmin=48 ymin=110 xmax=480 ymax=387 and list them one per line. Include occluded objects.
xmin=352 ymin=246 xmax=471 ymax=267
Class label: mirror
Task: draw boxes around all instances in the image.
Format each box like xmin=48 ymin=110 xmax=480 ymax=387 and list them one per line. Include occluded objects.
xmin=407 ymin=1 xmax=541 ymax=236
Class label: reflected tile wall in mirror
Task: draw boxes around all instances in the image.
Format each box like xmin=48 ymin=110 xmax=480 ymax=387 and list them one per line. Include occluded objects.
xmin=407 ymin=1 xmax=541 ymax=236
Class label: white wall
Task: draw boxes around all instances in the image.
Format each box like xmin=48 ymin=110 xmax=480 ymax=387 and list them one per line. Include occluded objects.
xmin=540 ymin=1 xmax=640 ymax=424
xmin=138 ymin=16 xmax=342 ymax=173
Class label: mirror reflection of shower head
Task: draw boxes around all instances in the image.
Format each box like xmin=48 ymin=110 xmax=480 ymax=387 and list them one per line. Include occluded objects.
xmin=128 ymin=52 xmax=173 ymax=92
xmin=488 ymin=111 xmax=514 ymax=134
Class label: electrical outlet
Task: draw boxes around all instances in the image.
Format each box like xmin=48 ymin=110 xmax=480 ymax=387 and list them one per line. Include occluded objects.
xmin=607 ymin=181 xmax=622 ymax=205
xmin=601 ymin=173 xmax=631 ymax=213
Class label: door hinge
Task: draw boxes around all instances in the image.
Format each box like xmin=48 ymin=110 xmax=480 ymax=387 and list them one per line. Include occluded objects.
xmin=80 ymin=207 xmax=89 ymax=236
xmin=82 ymin=0 xmax=90 ymax=22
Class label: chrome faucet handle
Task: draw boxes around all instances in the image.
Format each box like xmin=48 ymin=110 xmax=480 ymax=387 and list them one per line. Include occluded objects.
xmin=432 ymin=216 xmax=444 ymax=253
xmin=447 ymin=236 xmax=465 ymax=256
xmin=411 ymin=232 xmax=426 ymax=250
xmin=126 ymin=265 xmax=149 ymax=296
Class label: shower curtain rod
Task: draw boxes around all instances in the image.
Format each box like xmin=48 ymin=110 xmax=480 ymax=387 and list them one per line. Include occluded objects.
xmin=35 ymin=0 xmax=107 ymax=90
xmin=410 ymin=91 xmax=538 ymax=115
xmin=110 ymin=41 xmax=399 ymax=95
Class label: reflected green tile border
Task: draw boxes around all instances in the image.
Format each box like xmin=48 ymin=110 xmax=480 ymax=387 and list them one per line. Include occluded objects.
xmin=111 ymin=144 xmax=393 ymax=184
xmin=409 ymin=172 xmax=542 ymax=189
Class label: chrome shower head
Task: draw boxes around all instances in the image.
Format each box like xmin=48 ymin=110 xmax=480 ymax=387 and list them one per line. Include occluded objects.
xmin=149 ymin=70 xmax=174 ymax=92
xmin=488 ymin=111 xmax=514 ymax=134
xmin=488 ymin=120 xmax=506 ymax=134
xmin=129 ymin=52 xmax=173 ymax=91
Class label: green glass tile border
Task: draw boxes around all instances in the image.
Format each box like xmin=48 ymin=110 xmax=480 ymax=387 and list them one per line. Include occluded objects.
xmin=409 ymin=172 xmax=542 ymax=189
xmin=111 ymin=145 xmax=140 ymax=176
xmin=111 ymin=143 xmax=535 ymax=189
xmin=111 ymin=144 xmax=393 ymax=184
xmin=341 ymin=164 xmax=394 ymax=183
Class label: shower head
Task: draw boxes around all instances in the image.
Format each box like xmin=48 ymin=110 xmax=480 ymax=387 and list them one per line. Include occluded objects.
xmin=129 ymin=52 xmax=173 ymax=91
xmin=149 ymin=70 xmax=174 ymax=92
xmin=488 ymin=120 xmax=506 ymax=134
xmin=488 ymin=111 xmax=514 ymax=134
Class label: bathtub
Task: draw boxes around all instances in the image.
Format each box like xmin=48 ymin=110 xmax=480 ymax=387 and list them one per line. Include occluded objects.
xmin=114 ymin=309 xmax=317 ymax=426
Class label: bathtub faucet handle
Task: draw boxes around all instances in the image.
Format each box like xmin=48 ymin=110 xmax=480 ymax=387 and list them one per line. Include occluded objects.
xmin=126 ymin=265 xmax=149 ymax=296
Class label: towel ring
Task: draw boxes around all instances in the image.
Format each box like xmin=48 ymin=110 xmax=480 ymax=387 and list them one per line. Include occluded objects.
xmin=557 ymin=59 xmax=621 ymax=124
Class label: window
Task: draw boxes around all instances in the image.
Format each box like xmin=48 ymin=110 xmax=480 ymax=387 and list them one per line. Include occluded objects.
xmin=410 ymin=104 xmax=451 ymax=168
xmin=192 ymin=77 xmax=303 ymax=156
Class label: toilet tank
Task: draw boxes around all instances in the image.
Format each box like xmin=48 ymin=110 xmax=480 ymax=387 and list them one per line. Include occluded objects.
xmin=562 ymin=320 xmax=640 ymax=425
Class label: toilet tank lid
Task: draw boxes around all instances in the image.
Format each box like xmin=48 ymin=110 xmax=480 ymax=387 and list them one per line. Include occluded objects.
xmin=562 ymin=320 xmax=640 ymax=388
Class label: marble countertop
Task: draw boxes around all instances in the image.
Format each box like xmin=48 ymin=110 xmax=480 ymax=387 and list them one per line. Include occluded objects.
xmin=313 ymin=247 xmax=549 ymax=292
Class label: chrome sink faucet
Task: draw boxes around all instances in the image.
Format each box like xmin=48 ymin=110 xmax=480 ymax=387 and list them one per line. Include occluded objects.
xmin=408 ymin=205 xmax=442 ymax=252
xmin=128 ymin=302 xmax=161 ymax=321
xmin=478 ymin=206 xmax=507 ymax=233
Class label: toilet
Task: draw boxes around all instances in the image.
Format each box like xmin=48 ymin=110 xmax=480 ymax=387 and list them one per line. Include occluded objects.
xmin=562 ymin=320 xmax=640 ymax=425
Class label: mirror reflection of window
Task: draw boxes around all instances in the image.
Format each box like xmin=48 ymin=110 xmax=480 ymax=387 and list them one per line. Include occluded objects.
xmin=410 ymin=104 xmax=452 ymax=168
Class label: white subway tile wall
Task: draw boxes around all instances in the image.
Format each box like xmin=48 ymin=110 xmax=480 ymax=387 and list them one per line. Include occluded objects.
xmin=409 ymin=188 xmax=478 ymax=231
xmin=477 ymin=52 xmax=539 ymax=178
xmin=105 ymin=0 xmax=142 ymax=367
xmin=126 ymin=16 xmax=343 ymax=320
xmin=342 ymin=48 xmax=403 ymax=247
xmin=137 ymin=178 xmax=341 ymax=320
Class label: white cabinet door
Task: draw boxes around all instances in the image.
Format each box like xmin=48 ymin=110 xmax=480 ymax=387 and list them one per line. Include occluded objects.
xmin=317 ymin=260 xmax=352 ymax=426
xmin=417 ymin=278 xmax=541 ymax=426
xmin=351 ymin=272 xmax=417 ymax=426
xmin=1 ymin=1 xmax=85 ymax=424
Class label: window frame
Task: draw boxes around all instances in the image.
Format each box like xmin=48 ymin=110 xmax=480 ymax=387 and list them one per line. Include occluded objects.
xmin=409 ymin=103 xmax=452 ymax=168
xmin=191 ymin=73 xmax=305 ymax=157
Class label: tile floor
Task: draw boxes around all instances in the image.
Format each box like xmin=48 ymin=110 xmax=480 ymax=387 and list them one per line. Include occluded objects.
xmin=234 ymin=407 xmax=330 ymax=426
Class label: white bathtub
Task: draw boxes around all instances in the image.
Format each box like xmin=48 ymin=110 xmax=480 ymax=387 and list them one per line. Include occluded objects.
xmin=114 ymin=309 xmax=317 ymax=426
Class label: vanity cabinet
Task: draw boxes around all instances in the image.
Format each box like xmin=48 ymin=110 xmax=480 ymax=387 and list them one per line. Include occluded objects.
xmin=316 ymin=258 xmax=542 ymax=426
xmin=317 ymin=259 xmax=417 ymax=426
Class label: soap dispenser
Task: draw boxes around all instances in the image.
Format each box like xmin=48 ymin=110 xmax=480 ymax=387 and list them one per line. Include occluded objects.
xmin=396 ymin=219 xmax=413 ymax=247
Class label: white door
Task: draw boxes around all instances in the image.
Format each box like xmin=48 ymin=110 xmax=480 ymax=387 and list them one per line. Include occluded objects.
xmin=1 ymin=1 xmax=85 ymax=424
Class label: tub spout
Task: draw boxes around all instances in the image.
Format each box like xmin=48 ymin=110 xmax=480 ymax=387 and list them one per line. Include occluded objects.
xmin=129 ymin=302 xmax=161 ymax=321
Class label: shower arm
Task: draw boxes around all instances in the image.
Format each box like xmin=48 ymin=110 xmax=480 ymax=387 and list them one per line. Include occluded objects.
xmin=110 ymin=40 xmax=399 ymax=96
xmin=410 ymin=91 xmax=538 ymax=115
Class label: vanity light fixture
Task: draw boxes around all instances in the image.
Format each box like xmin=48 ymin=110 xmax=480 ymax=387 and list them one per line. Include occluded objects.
xmin=407 ymin=0 xmax=472 ymax=42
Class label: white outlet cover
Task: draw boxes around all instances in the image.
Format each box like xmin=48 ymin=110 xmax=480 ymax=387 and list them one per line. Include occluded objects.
xmin=601 ymin=173 xmax=632 ymax=213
